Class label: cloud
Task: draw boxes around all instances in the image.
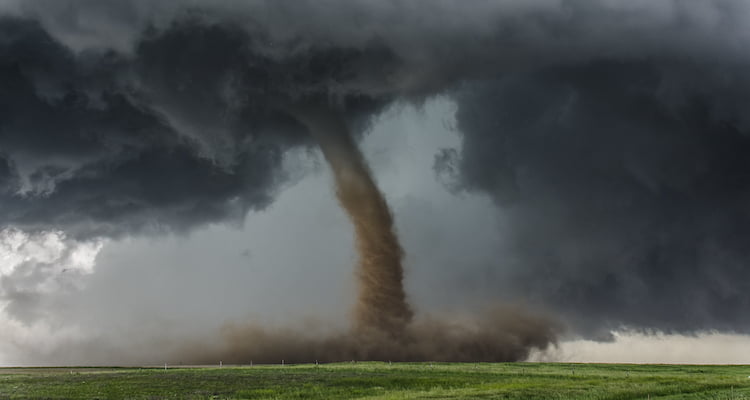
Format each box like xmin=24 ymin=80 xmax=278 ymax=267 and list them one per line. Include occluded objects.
xmin=0 ymin=14 xmax=395 ymax=238
xmin=0 ymin=228 xmax=102 ymax=324
xmin=444 ymin=58 xmax=750 ymax=336
xmin=2 ymin=0 xmax=750 ymax=340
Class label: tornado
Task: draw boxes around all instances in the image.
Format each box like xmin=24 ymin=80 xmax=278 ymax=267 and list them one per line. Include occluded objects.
xmin=291 ymin=104 xmax=413 ymax=336
xmin=189 ymin=103 xmax=560 ymax=364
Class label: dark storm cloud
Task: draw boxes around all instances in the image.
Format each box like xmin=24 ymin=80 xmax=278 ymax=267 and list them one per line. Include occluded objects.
xmin=2 ymin=0 xmax=750 ymax=337
xmin=0 ymin=155 xmax=17 ymax=192
xmin=0 ymin=15 xmax=396 ymax=237
xmin=443 ymin=60 xmax=750 ymax=337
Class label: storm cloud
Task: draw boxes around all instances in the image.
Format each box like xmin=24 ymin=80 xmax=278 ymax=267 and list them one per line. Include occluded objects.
xmin=0 ymin=12 xmax=396 ymax=238
xmin=1 ymin=0 xmax=750 ymax=347
xmin=443 ymin=61 xmax=750 ymax=336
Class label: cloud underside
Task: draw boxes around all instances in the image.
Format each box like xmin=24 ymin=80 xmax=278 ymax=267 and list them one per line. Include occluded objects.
xmin=1 ymin=1 xmax=750 ymax=336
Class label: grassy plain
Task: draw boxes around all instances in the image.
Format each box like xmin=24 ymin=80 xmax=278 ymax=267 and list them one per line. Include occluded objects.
xmin=1 ymin=362 xmax=749 ymax=399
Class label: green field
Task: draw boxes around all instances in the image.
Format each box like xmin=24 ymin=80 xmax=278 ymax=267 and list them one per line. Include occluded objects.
xmin=1 ymin=362 xmax=749 ymax=399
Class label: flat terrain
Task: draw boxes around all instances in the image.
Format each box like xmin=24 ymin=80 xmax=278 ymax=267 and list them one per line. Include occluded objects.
xmin=1 ymin=362 xmax=749 ymax=399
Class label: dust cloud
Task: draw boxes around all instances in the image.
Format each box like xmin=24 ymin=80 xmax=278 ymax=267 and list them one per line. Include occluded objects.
xmin=195 ymin=306 xmax=559 ymax=364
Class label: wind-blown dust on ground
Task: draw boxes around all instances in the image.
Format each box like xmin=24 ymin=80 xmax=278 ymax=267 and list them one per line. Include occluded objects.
xmin=214 ymin=306 xmax=559 ymax=363
xmin=193 ymin=105 xmax=559 ymax=363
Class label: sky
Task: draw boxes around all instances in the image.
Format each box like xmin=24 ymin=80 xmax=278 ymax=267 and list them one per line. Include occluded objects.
xmin=1 ymin=0 xmax=750 ymax=365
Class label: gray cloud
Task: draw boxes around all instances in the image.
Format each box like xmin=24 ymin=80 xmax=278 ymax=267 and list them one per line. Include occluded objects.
xmin=2 ymin=0 xmax=750 ymax=340
xmin=0 ymin=14 xmax=395 ymax=238
xmin=444 ymin=60 xmax=750 ymax=337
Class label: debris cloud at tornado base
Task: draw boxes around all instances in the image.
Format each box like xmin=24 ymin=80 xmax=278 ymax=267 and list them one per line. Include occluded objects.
xmin=213 ymin=306 xmax=558 ymax=363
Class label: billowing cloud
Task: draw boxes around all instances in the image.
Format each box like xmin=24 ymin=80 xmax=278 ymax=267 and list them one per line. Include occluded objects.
xmin=443 ymin=53 xmax=750 ymax=337
xmin=0 ymin=13 xmax=396 ymax=238
xmin=0 ymin=228 xmax=102 ymax=324
xmin=1 ymin=0 xmax=750 ymax=346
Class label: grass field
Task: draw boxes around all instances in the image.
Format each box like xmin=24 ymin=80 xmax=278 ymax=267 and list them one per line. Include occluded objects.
xmin=1 ymin=362 xmax=749 ymax=399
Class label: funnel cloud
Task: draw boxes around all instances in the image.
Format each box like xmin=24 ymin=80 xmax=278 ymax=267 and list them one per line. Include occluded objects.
xmin=292 ymin=105 xmax=412 ymax=335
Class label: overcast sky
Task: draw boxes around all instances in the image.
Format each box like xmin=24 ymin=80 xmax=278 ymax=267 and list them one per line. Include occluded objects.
xmin=2 ymin=0 xmax=750 ymax=365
